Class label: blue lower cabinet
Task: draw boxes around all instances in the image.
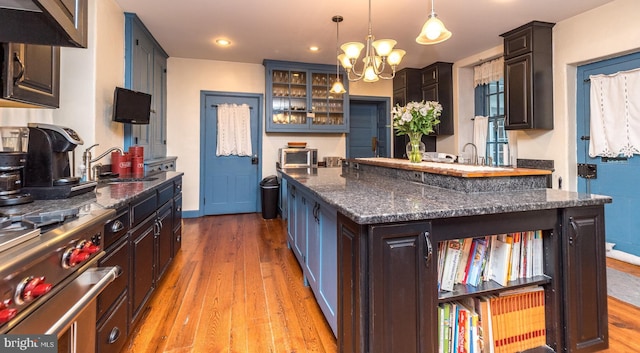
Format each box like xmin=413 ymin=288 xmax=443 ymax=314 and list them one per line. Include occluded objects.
xmin=285 ymin=181 xmax=338 ymax=336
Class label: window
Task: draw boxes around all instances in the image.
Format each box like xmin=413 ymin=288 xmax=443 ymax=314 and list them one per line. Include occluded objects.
xmin=475 ymin=78 xmax=509 ymax=166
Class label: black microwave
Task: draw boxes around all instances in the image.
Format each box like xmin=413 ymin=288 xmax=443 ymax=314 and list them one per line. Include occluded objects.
xmin=278 ymin=148 xmax=318 ymax=168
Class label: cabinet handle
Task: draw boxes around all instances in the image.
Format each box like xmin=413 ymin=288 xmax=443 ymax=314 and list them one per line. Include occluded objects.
xmin=108 ymin=327 xmax=121 ymax=344
xmin=423 ymin=231 xmax=432 ymax=267
xmin=569 ymin=217 xmax=579 ymax=245
xmin=12 ymin=52 xmax=25 ymax=84
xmin=111 ymin=220 xmax=125 ymax=233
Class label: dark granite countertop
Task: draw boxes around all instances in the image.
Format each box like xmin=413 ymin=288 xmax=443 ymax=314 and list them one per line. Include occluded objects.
xmin=280 ymin=167 xmax=612 ymax=225
xmin=0 ymin=171 xmax=183 ymax=216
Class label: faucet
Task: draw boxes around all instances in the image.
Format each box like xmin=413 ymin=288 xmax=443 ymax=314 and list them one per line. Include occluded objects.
xmin=82 ymin=144 xmax=124 ymax=181
xmin=462 ymin=142 xmax=478 ymax=165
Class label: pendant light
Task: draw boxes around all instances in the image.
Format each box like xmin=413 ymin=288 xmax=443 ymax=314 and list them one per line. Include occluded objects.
xmin=416 ymin=0 xmax=452 ymax=45
xmin=330 ymin=15 xmax=347 ymax=94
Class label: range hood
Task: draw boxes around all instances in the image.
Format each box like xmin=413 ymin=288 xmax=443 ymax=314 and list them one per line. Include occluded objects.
xmin=0 ymin=0 xmax=87 ymax=47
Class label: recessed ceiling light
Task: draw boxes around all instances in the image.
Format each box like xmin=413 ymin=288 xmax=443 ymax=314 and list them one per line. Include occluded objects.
xmin=310 ymin=46 xmax=319 ymax=52
xmin=216 ymin=39 xmax=231 ymax=46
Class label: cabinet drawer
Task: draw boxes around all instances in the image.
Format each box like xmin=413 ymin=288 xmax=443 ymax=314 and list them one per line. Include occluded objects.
xmin=503 ymin=26 xmax=532 ymax=59
xmin=97 ymin=293 xmax=128 ymax=353
xmin=173 ymin=194 xmax=182 ymax=231
xmin=104 ymin=208 xmax=130 ymax=249
xmin=131 ymin=192 xmax=157 ymax=226
xmin=97 ymin=237 xmax=129 ymax=320
xmin=158 ymin=182 xmax=173 ymax=206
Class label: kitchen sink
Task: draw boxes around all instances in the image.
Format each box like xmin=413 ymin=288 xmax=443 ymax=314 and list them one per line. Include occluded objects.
xmin=104 ymin=176 xmax=159 ymax=184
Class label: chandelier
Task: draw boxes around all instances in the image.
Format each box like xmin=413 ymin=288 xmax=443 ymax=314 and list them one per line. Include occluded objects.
xmin=415 ymin=0 xmax=451 ymax=45
xmin=337 ymin=0 xmax=405 ymax=82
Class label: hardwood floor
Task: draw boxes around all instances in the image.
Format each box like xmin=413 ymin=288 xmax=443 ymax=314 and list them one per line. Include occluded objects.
xmin=122 ymin=214 xmax=640 ymax=353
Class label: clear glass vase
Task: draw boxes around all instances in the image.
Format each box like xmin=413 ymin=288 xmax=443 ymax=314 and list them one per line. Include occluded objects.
xmin=405 ymin=132 xmax=425 ymax=163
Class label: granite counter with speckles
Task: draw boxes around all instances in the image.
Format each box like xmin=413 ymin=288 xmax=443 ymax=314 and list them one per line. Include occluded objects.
xmin=280 ymin=166 xmax=611 ymax=225
xmin=0 ymin=171 xmax=183 ymax=216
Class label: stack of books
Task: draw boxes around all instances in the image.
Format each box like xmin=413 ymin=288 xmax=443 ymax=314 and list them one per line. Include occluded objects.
xmin=437 ymin=286 xmax=546 ymax=353
xmin=437 ymin=231 xmax=544 ymax=292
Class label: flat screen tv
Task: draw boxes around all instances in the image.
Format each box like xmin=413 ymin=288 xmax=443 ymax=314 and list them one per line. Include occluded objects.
xmin=112 ymin=87 xmax=152 ymax=124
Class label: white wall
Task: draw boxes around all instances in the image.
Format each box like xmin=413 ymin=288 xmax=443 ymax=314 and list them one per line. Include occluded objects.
xmin=0 ymin=0 xmax=125 ymax=174
xmin=550 ymin=0 xmax=640 ymax=191
xmin=166 ymin=57 xmax=393 ymax=212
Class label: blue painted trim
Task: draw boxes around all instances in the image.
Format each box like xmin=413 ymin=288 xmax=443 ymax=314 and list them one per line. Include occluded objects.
xmin=182 ymin=210 xmax=200 ymax=219
xmin=198 ymin=91 xmax=264 ymax=217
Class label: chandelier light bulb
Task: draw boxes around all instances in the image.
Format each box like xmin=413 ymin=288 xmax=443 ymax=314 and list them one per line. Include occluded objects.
xmin=372 ymin=39 xmax=396 ymax=57
xmin=363 ymin=65 xmax=379 ymax=82
xmin=337 ymin=54 xmax=353 ymax=70
xmin=341 ymin=42 xmax=365 ymax=60
xmin=387 ymin=49 xmax=406 ymax=66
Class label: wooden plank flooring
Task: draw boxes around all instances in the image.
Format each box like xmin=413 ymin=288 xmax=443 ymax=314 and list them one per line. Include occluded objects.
xmin=121 ymin=214 xmax=640 ymax=353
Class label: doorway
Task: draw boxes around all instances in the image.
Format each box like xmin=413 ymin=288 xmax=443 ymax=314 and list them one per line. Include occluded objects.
xmin=347 ymin=96 xmax=391 ymax=158
xmin=200 ymin=91 xmax=263 ymax=215
xmin=576 ymin=51 xmax=640 ymax=256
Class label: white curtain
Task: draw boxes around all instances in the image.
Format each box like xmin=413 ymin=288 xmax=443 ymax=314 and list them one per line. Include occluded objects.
xmin=507 ymin=131 xmax=518 ymax=166
xmin=474 ymin=57 xmax=504 ymax=87
xmin=216 ymin=103 xmax=253 ymax=156
xmin=473 ymin=116 xmax=488 ymax=162
xmin=589 ymin=67 xmax=640 ymax=158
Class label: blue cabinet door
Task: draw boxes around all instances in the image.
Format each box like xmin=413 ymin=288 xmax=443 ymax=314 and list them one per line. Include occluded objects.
xmin=317 ymin=200 xmax=338 ymax=336
xmin=294 ymin=189 xmax=308 ymax=266
xmin=286 ymin=183 xmax=296 ymax=247
xmin=305 ymin=199 xmax=320 ymax=289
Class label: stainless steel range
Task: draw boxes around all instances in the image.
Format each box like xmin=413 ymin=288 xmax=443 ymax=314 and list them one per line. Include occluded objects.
xmin=0 ymin=207 xmax=119 ymax=352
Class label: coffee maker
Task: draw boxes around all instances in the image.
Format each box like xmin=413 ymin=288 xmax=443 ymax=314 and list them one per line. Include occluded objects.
xmin=23 ymin=123 xmax=96 ymax=199
xmin=0 ymin=127 xmax=33 ymax=206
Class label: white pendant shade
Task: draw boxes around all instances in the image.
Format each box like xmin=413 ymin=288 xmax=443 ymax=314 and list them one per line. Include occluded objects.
xmin=341 ymin=42 xmax=365 ymax=60
xmin=387 ymin=49 xmax=406 ymax=66
xmin=416 ymin=0 xmax=452 ymax=45
xmin=372 ymin=39 xmax=396 ymax=57
xmin=330 ymin=80 xmax=347 ymax=94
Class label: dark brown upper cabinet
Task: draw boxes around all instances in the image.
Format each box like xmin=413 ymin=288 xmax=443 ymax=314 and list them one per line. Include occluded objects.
xmin=0 ymin=0 xmax=88 ymax=48
xmin=501 ymin=21 xmax=554 ymax=130
xmin=1 ymin=42 xmax=60 ymax=108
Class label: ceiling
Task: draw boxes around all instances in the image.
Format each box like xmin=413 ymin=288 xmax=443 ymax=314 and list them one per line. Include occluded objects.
xmin=113 ymin=0 xmax=615 ymax=70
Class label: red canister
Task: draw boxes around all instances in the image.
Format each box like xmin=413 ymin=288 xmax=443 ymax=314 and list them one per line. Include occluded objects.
xmin=111 ymin=152 xmax=128 ymax=176
xmin=132 ymin=156 xmax=144 ymax=177
xmin=129 ymin=145 xmax=144 ymax=158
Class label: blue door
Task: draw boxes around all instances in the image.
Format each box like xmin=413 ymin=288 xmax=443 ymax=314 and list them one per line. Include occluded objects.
xmin=202 ymin=93 xmax=262 ymax=215
xmin=577 ymin=52 xmax=640 ymax=256
xmin=348 ymin=97 xmax=391 ymax=158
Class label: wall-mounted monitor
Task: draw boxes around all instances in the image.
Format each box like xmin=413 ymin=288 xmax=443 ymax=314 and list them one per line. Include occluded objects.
xmin=112 ymin=87 xmax=151 ymax=124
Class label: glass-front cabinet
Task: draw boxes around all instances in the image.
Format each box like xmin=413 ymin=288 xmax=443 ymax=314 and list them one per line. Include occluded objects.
xmin=264 ymin=60 xmax=349 ymax=133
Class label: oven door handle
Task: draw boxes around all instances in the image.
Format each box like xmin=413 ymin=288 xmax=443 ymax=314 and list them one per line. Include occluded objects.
xmin=45 ymin=266 xmax=120 ymax=335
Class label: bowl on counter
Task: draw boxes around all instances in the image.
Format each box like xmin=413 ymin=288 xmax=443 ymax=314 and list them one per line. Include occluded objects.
xmin=287 ymin=142 xmax=307 ymax=148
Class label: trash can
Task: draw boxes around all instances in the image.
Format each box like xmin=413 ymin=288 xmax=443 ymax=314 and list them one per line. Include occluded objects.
xmin=260 ymin=175 xmax=279 ymax=219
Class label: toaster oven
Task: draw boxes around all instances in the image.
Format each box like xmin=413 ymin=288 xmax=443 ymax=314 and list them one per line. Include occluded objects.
xmin=278 ymin=148 xmax=318 ymax=168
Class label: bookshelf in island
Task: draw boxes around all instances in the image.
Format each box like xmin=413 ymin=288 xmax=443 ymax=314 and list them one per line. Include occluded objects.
xmin=279 ymin=158 xmax=611 ymax=353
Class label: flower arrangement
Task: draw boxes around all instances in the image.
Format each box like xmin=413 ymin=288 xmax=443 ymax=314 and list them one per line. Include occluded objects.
xmin=391 ymin=101 xmax=442 ymax=162
xmin=391 ymin=100 xmax=442 ymax=136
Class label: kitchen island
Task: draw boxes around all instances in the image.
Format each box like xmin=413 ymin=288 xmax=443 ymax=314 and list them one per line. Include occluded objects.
xmin=280 ymin=159 xmax=611 ymax=353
